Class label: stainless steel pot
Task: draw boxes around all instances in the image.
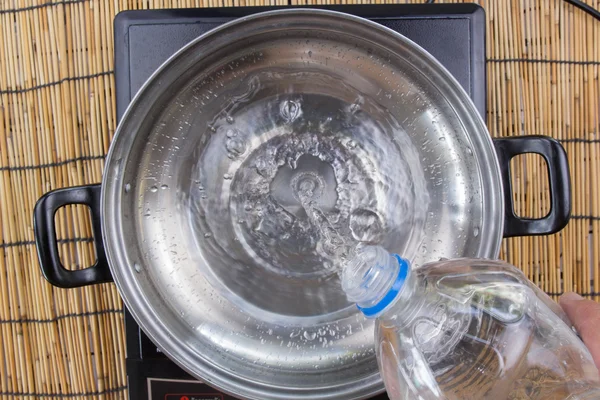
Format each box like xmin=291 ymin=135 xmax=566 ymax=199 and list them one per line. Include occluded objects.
xmin=34 ymin=9 xmax=571 ymax=400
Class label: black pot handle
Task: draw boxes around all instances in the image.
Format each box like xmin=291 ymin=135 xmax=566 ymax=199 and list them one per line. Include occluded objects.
xmin=493 ymin=136 xmax=571 ymax=238
xmin=34 ymin=184 xmax=113 ymax=288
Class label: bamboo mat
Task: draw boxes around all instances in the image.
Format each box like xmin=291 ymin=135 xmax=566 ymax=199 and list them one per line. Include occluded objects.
xmin=0 ymin=0 xmax=598 ymax=398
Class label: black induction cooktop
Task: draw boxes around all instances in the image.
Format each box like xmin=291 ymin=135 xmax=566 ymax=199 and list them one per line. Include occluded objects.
xmin=113 ymin=4 xmax=486 ymax=399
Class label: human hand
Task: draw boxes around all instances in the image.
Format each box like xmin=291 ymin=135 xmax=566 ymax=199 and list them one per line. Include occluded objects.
xmin=560 ymin=292 xmax=600 ymax=369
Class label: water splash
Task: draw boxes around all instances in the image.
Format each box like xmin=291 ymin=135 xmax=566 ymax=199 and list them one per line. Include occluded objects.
xmin=296 ymin=181 xmax=350 ymax=261
xmin=188 ymin=70 xmax=430 ymax=317
xmin=280 ymin=99 xmax=302 ymax=123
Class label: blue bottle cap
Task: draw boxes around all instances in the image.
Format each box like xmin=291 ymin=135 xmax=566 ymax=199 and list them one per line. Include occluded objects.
xmin=357 ymin=255 xmax=409 ymax=318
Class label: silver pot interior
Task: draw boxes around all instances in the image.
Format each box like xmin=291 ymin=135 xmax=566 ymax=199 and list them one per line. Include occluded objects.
xmin=104 ymin=10 xmax=502 ymax=400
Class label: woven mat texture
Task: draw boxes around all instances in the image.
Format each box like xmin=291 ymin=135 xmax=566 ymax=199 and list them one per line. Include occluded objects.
xmin=0 ymin=0 xmax=598 ymax=398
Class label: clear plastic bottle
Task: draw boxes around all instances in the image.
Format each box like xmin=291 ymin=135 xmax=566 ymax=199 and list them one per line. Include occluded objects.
xmin=341 ymin=245 xmax=600 ymax=400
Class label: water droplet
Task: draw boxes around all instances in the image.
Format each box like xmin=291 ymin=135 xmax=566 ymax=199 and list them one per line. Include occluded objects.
xmin=349 ymin=209 xmax=383 ymax=243
xmin=466 ymin=147 xmax=473 ymax=155
xmin=255 ymin=158 xmax=270 ymax=177
xmin=473 ymin=226 xmax=480 ymax=237
xmin=150 ymin=186 xmax=158 ymax=192
xmin=124 ymin=183 xmax=131 ymax=193
xmin=439 ymin=136 xmax=446 ymax=141
xmin=226 ymin=135 xmax=247 ymax=157
xmin=133 ymin=263 xmax=141 ymax=273
xmin=204 ymin=233 xmax=212 ymax=238
xmin=226 ymin=129 xmax=238 ymax=138
xmin=347 ymin=140 xmax=357 ymax=149
xmin=280 ymin=100 xmax=301 ymax=123
xmin=160 ymin=184 xmax=168 ymax=190
xmin=303 ymin=331 xmax=317 ymax=341
xmin=226 ymin=115 xmax=234 ymax=124
xmin=224 ymin=173 xmax=233 ymax=180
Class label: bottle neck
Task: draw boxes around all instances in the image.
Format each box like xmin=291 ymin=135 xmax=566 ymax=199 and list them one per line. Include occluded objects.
xmin=376 ymin=266 xmax=421 ymax=325
xmin=341 ymin=245 xmax=412 ymax=319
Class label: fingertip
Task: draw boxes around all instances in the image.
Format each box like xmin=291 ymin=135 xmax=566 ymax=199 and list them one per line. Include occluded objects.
xmin=560 ymin=291 xmax=583 ymax=306
xmin=556 ymin=293 xmax=600 ymax=370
